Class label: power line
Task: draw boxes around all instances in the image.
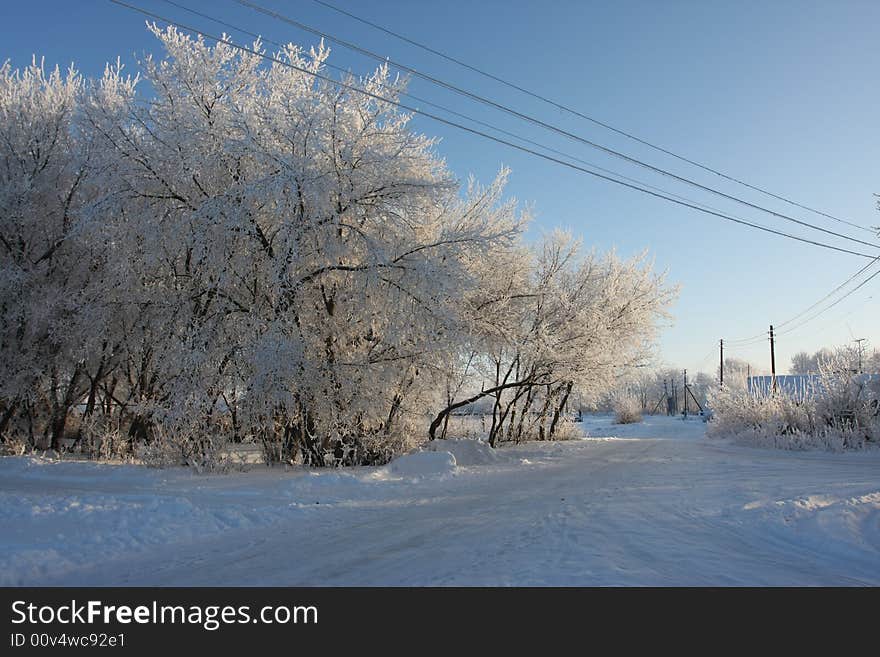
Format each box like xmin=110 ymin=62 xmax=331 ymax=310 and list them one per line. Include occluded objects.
xmin=804 ymin=296 xmax=873 ymax=343
xmin=775 ymin=257 xmax=880 ymax=330
xmin=310 ymin=0 xmax=876 ymax=236
xmin=726 ymin=256 xmax=880 ymax=346
xmin=725 ymin=334 xmax=768 ymax=347
xmin=155 ymin=1 xmax=733 ymax=211
xmin=155 ymin=0 xmax=813 ymax=235
xmin=725 ymin=333 xmax=770 ymax=349
xmin=776 ymin=267 xmax=880 ymax=337
xmin=233 ymin=0 xmax=880 ymax=252
xmin=697 ymin=347 xmax=716 ymax=369
xmin=107 ymin=0 xmax=878 ymax=261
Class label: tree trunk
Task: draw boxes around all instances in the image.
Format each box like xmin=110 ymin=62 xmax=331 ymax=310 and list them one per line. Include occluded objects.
xmin=513 ymin=386 xmax=535 ymax=442
xmin=440 ymin=412 xmax=450 ymax=440
xmin=0 ymin=399 xmax=17 ymax=440
xmin=548 ymin=381 xmax=574 ymax=440
xmin=24 ymin=398 xmax=35 ymax=449
xmin=84 ymin=345 xmax=109 ymax=418
xmin=490 ymin=385 xmax=530 ymax=447
xmin=537 ymin=384 xmax=554 ymax=441
xmin=428 ymin=377 xmax=535 ymax=441
xmin=50 ymin=365 xmax=83 ymax=450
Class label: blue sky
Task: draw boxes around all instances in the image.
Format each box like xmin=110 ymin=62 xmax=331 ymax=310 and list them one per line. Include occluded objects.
xmin=3 ymin=0 xmax=879 ymax=376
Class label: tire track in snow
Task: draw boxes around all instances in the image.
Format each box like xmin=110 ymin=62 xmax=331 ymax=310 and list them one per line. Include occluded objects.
xmin=8 ymin=418 xmax=880 ymax=585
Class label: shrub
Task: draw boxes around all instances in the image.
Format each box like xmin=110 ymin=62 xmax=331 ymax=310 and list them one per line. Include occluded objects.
xmin=76 ymin=414 xmax=133 ymax=461
xmin=549 ymin=418 xmax=583 ymax=440
xmin=140 ymin=424 xmax=246 ymax=473
xmin=0 ymin=433 xmax=32 ymax=456
xmin=613 ymin=394 xmax=643 ymax=424
xmin=707 ymin=349 xmax=879 ymax=451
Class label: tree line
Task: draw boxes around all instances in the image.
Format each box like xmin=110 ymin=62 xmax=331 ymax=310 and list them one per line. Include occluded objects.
xmin=0 ymin=26 xmax=674 ymax=466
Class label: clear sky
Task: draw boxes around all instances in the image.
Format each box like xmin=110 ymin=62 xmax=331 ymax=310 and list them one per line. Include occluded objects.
xmin=3 ymin=0 xmax=879 ymax=377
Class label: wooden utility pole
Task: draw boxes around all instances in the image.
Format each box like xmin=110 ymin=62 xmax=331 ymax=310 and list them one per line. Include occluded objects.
xmin=683 ymin=369 xmax=688 ymax=418
xmin=854 ymin=338 xmax=866 ymax=373
xmin=719 ymin=339 xmax=724 ymax=387
xmin=769 ymin=325 xmax=777 ymax=393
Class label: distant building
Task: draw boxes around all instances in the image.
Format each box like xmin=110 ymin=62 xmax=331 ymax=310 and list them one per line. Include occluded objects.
xmin=747 ymin=373 xmax=880 ymax=398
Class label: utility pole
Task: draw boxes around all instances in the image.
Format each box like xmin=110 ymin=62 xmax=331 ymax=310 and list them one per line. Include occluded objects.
xmin=769 ymin=325 xmax=777 ymax=394
xmin=854 ymin=338 xmax=866 ymax=373
xmin=683 ymin=369 xmax=688 ymax=419
xmin=719 ymin=339 xmax=724 ymax=388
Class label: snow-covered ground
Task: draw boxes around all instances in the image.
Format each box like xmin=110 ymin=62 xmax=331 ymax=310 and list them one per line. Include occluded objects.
xmin=2 ymin=414 xmax=879 ymax=586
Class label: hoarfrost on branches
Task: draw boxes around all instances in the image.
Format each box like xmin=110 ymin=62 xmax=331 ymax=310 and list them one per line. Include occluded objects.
xmin=0 ymin=26 xmax=673 ymax=466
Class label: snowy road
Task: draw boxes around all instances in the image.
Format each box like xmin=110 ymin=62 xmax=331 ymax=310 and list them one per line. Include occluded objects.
xmin=2 ymin=415 xmax=879 ymax=585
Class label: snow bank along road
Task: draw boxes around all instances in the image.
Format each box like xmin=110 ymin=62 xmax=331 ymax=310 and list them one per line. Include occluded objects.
xmin=2 ymin=415 xmax=879 ymax=586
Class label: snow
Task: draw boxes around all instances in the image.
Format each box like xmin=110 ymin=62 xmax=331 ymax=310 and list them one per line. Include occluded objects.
xmin=421 ymin=438 xmax=501 ymax=465
xmin=377 ymin=439 xmax=500 ymax=480
xmin=2 ymin=415 xmax=879 ymax=586
xmin=387 ymin=450 xmax=458 ymax=478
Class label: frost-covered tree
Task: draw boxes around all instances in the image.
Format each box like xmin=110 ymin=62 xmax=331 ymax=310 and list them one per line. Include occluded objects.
xmin=1 ymin=24 xmax=674 ymax=465
xmin=718 ymin=357 xmax=757 ymax=389
xmin=604 ymin=364 xmax=711 ymax=417
xmin=430 ymin=232 xmax=675 ymax=445
xmin=76 ymin=26 xmax=521 ymax=464
xmin=688 ymin=371 xmax=713 ymax=411
xmin=790 ymin=349 xmax=833 ymax=375
xmin=0 ymin=58 xmax=106 ymax=448
xmin=865 ymin=349 xmax=880 ymax=374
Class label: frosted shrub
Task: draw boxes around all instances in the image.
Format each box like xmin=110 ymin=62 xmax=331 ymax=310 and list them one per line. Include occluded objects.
xmin=257 ymin=414 xmax=420 ymax=467
xmin=548 ymin=418 xmax=582 ymax=440
xmin=76 ymin=415 xmax=132 ymax=461
xmin=315 ymin=421 xmax=419 ymax=468
xmin=613 ymin=394 xmax=643 ymax=424
xmin=141 ymin=424 xmax=243 ymax=473
xmin=814 ymin=350 xmax=878 ymax=443
xmin=0 ymin=432 xmax=32 ymax=456
xmin=707 ymin=350 xmax=879 ymax=451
